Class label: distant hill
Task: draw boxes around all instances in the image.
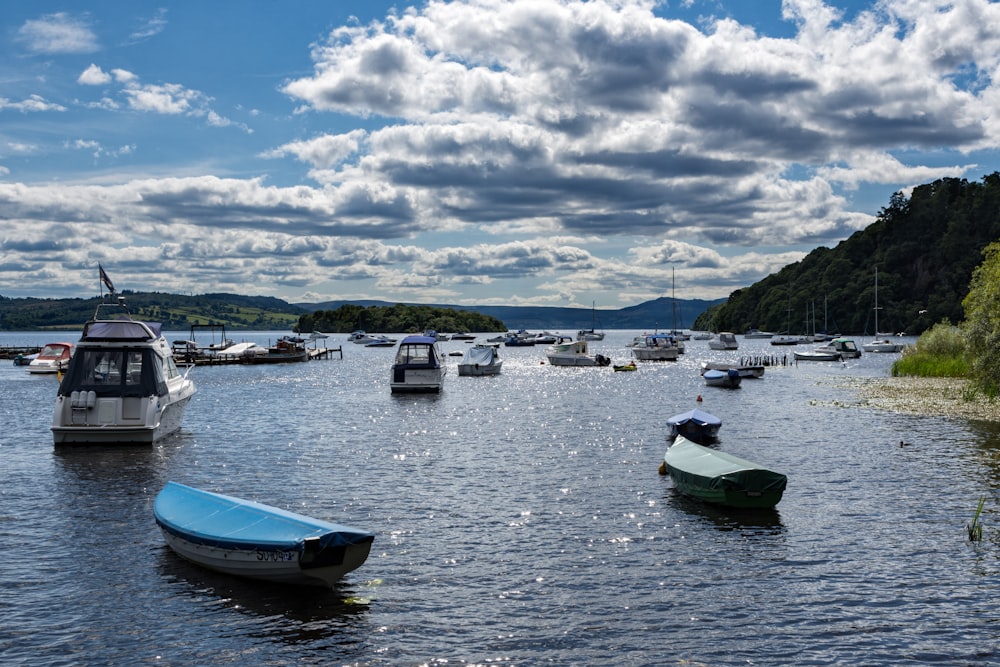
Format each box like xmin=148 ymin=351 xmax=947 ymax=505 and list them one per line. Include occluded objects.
xmin=695 ymin=173 xmax=1000 ymax=336
xmin=296 ymin=297 xmax=726 ymax=331
xmin=0 ymin=290 xmax=724 ymax=332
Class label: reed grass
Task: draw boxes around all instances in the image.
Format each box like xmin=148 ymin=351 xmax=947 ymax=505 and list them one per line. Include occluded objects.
xmin=967 ymin=495 xmax=985 ymax=542
xmin=892 ymin=352 xmax=969 ymax=378
xmin=892 ymin=322 xmax=969 ymax=378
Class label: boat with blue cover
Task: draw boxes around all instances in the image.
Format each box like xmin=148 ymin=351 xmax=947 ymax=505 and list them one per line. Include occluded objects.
xmin=154 ymin=481 xmax=375 ymax=587
xmin=666 ymin=408 xmax=722 ymax=444
xmin=703 ymin=368 xmax=742 ymax=388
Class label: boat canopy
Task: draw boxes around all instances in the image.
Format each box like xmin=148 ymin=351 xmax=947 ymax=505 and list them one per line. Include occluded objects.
xmin=57 ymin=347 xmax=168 ymax=398
xmin=394 ymin=336 xmax=440 ymax=366
xmin=81 ymin=320 xmax=162 ymax=341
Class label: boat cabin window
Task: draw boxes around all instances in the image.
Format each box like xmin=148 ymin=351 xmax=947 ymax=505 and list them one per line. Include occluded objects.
xmin=395 ymin=343 xmax=436 ymax=366
xmin=164 ymin=354 xmax=182 ymax=380
xmin=58 ymin=348 xmax=168 ymax=398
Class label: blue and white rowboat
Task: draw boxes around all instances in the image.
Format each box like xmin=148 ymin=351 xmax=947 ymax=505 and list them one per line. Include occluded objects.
xmin=154 ymin=481 xmax=374 ymax=587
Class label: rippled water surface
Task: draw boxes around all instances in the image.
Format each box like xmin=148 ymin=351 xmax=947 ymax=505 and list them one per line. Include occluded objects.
xmin=2 ymin=330 xmax=1000 ymax=666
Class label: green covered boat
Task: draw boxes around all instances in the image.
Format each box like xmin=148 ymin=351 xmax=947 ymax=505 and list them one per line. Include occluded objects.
xmin=661 ymin=435 xmax=787 ymax=509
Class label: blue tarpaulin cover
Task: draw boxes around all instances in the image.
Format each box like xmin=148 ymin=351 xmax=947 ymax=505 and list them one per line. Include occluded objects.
xmin=154 ymin=481 xmax=374 ymax=551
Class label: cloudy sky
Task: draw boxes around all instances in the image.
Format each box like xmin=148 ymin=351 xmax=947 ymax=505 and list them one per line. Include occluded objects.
xmin=2 ymin=0 xmax=999 ymax=308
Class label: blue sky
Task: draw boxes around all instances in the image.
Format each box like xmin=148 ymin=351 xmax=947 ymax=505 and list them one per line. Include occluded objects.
xmin=3 ymin=0 xmax=999 ymax=307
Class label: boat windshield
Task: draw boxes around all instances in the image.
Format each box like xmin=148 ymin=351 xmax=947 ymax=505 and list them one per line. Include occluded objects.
xmin=58 ymin=348 xmax=168 ymax=398
xmin=394 ymin=343 xmax=436 ymax=366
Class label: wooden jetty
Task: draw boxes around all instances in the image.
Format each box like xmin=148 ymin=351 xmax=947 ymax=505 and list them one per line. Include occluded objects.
xmin=1 ymin=345 xmax=42 ymax=360
xmin=175 ymin=340 xmax=342 ymax=366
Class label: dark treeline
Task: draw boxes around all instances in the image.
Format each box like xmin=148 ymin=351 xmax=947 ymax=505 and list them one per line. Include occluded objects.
xmin=0 ymin=291 xmax=302 ymax=331
xmin=695 ymin=173 xmax=1000 ymax=336
xmin=297 ymin=303 xmax=506 ymax=334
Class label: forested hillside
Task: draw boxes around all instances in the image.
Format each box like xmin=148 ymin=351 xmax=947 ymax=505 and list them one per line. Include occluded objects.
xmin=695 ymin=174 xmax=1000 ymax=336
xmin=297 ymin=304 xmax=505 ymax=334
xmin=0 ymin=292 xmax=303 ymax=330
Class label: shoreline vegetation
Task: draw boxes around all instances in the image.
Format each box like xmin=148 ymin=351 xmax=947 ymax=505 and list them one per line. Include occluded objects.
xmin=836 ymin=314 xmax=1000 ymax=424
xmin=833 ymin=376 xmax=999 ymax=423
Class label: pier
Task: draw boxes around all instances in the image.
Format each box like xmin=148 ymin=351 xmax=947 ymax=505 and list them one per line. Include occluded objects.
xmin=0 ymin=345 xmax=42 ymax=360
xmin=174 ymin=341 xmax=342 ymax=365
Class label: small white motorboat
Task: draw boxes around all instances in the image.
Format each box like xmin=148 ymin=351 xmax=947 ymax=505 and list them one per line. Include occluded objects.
xmin=27 ymin=342 xmax=75 ymax=374
xmin=793 ymin=348 xmax=843 ymax=362
xmin=544 ymin=337 xmax=611 ymax=367
xmin=862 ymin=337 xmax=902 ymax=353
xmin=154 ymin=481 xmax=374 ymax=588
xmin=458 ymin=343 xmax=503 ymax=376
xmin=629 ymin=333 xmax=680 ymax=361
xmin=708 ymin=332 xmax=739 ymax=351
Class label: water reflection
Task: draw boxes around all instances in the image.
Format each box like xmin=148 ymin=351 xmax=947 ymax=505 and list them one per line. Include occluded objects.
xmin=665 ymin=487 xmax=786 ymax=532
xmin=963 ymin=420 xmax=1000 ymax=488
xmin=155 ymin=548 xmax=372 ymax=646
xmin=53 ymin=442 xmax=174 ymax=494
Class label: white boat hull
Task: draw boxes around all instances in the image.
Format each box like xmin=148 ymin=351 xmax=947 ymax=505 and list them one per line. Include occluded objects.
xmin=391 ymin=367 xmax=446 ymax=391
xmin=159 ymin=529 xmax=373 ymax=587
xmin=861 ymin=339 xmax=902 ymax=353
xmin=27 ymin=360 xmax=68 ymax=374
xmin=52 ymin=389 xmax=194 ymax=445
xmin=457 ymin=362 xmax=502 ymax=376
xmin=631 ymin=347 xmax=679 ymax=361
xmin=546 ymin=354 xmax=609 ymax=366
xmin=793 ymin=351 xmax=842 ymax=362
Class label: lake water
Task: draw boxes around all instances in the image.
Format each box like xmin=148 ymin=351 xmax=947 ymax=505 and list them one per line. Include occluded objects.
xmin=2 ymin=330 xmax=999 ymax=666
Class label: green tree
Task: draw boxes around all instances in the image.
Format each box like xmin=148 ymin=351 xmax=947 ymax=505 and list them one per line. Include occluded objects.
xmin=962 ymin=241 xmax=1000 ymax=397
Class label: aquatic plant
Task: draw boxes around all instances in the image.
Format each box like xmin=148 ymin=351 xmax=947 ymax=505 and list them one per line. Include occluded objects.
xmin=967 ymin=495 xmax=985 ymax=542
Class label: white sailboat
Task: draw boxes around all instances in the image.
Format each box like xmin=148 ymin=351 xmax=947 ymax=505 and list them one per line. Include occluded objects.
xmin=862 ymin=267 xmax=902 ymax=353
xmin=576 ymin=301 xmax=605 ymax=341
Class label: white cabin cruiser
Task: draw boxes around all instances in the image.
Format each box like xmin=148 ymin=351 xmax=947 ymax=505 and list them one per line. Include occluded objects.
xmin=629 ymin=333 xmax=680 ymax=361
xmin=52 ymin=297 xmax=196 ymax=445
xmin=545 ymin=337 xmax=611 ymax=367
xmin=391 ymin=335 xmax=446 ymax=392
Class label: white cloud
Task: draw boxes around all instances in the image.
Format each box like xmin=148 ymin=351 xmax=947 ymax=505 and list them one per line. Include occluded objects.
xmin=264 ymin=131 xmax=368 ymax=169
xmin=0 ymin=95 xmax=66 ymax=113
xmin=112 ymin=69 xmax=138 ymax=84
xmin=128 ymin=8 xmax=168 ymax=44
xmin=17 ymin=12 xmax=99 ymax=54
xmin=5 ymin=0 xmax=1000 ymax=304
xmin=78 ymin=64 xmax=112 ymax=86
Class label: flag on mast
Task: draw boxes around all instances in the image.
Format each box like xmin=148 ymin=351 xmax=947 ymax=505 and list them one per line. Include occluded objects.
xmin=99 ymin=263 xmax=115 ymax=294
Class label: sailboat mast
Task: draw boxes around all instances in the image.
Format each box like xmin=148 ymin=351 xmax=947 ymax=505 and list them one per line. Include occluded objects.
xmin=671 ymin=268 xmax=676 ymax=331
xmin=873 ymin=266 xmax=881 ymax=336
